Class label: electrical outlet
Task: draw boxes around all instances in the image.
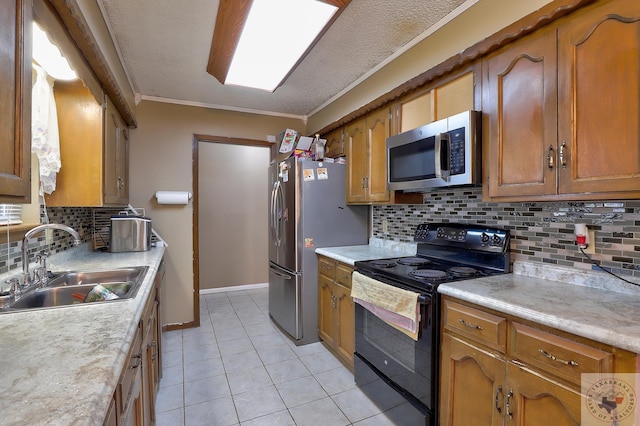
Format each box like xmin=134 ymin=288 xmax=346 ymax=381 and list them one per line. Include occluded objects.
xmin=382 ymin=219 xmax=388 ymax=233
xmin=584 ymin=229 xmax=596 ymax=254
xmin=45 ymin=229 xmax=53 ymax=245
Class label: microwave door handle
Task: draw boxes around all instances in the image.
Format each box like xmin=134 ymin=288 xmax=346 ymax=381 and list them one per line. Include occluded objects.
xmin=435 ymin=132 xmax=451 ymax=182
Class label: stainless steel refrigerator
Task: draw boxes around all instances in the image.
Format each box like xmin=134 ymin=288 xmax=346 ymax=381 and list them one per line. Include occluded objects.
xmin=268 ymin=156 xmax=368 ymax=345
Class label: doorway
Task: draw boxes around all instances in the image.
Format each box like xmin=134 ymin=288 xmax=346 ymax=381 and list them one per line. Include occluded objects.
xmin=192 ymin=135 xmax=273 ymax=322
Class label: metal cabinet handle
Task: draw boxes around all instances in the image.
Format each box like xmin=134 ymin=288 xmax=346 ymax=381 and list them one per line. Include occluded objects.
xmin=459 ymin=318 xmax=483 ymax=330
xmin=538 ymin=348 xmax=579 ymax=366
xmin=150 ymin=341 xmax=157 ymax=361
xmin=130 ymin=354 xmax=142 ymax=369
xmin=547 ymin=145 xmax=554 ymax=169
xmin=505 ymin=388 xmax=514 ymax=419
xmin=559 ymin=141 xmax=567 ymax=168
xmin=495 ymin=385 xmax=503 ymax=414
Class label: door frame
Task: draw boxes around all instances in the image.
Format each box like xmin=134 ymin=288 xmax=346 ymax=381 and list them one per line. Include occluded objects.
xmin=191 ymin=134 xmax=273 ymax=327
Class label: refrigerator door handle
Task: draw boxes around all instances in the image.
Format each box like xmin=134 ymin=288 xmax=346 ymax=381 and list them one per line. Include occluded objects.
xmin=270 ymin=268 xmax=293 ymax=279
xmin=270 ymin=181 xmax=278 ymax=244
xmin=273 ymin=180 xmax=284 ymax=247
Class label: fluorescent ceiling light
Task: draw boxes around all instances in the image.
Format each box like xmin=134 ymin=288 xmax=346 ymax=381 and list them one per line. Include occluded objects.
xmin=32 ymin=22 xmax=78 ymax=81
xmin=215 ymin=0 xmax=339 ymax=92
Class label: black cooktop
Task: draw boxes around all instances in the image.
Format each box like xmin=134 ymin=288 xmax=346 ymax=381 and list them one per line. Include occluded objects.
xmin=355 ymin=222 xmax=511 ymax=293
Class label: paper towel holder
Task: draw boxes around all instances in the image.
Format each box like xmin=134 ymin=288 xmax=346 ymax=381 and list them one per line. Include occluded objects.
xmin=155 ymin=190 xmax=193 ymax=205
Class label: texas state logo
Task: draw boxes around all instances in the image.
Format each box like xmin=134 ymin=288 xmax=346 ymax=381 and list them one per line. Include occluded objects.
xmin=583 ymin=374 xmax=638 ymax=425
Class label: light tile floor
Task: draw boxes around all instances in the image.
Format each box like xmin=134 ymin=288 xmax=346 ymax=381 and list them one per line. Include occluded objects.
xmin=155 ymin=287 xmax=396 ymax=425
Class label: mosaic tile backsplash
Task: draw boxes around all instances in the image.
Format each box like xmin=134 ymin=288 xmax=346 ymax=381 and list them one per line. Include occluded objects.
xmin=373 ymin=187 xmax=640 ymax=277
xmin=3 ymin=189 xmax=640 ymax=278
xmin=0 ymin=207 xmax=94 ymax=275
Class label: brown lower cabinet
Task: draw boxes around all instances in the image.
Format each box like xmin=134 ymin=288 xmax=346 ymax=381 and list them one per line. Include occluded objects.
xmin=318 ymin=255 xmax=355 ymax=370
xmin=439 ymin=296 xmax=637 ymax=425
xmin=104 ymin=259 xmax=164 ymax=426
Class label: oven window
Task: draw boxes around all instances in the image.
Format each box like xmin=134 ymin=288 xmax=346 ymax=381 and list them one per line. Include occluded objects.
xmin=355 ymin=303 xmax=434 ymax=408
xmin=388 ymin=135 xmax=436 ymax=182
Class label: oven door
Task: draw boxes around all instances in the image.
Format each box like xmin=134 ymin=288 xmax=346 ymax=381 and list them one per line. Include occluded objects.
xmin=354 ymin=286 xmax=437 ymax=425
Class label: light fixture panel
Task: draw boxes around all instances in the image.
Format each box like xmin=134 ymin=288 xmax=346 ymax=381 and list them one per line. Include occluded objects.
xmin=224 ymin=0 xmax=338 ymax=92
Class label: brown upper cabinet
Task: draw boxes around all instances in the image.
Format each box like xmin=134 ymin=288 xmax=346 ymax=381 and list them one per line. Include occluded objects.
xmin=44 ymin=87 xmax=130 ymax=207
xmin=483 ymin=0 xmax=640 ymax=201
xmin=35 ymin=0 xmax=130 ymax=208
xmin=345 ymin=107 xmax=392 ymax=204
xmin=0 ymin=0 xmax=32 ymax=203
xmin=324 ymin=127 xmax=345 ymax=159
xmin=392 ymin=71 xmax=474 ymax=135
xmin=103 ymin=96 xmax=130 ymax=206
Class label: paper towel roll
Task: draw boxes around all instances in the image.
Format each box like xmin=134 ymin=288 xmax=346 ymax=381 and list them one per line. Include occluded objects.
xmin=155 ymin=191 xmax=192 ymax=205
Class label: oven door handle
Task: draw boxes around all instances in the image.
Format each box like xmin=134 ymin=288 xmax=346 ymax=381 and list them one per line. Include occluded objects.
xmin=357 ymin=271 xmax=432 ymax=305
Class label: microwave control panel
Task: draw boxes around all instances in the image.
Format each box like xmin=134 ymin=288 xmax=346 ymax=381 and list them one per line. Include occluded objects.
xmin=448 ymin=127 xmax=465 ymax=175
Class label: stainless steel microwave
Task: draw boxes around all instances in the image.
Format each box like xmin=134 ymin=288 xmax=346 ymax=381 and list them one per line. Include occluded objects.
xmin=386 ymin=110 xmax=482 ymax=192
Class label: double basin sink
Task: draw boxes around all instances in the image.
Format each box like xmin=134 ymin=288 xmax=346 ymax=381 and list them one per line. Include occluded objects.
xmin=2 ymin=266 xmax=148 ymax=313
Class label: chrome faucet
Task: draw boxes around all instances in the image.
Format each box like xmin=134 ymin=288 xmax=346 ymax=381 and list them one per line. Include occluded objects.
xmin=21 ymin=224 xmax=82 ymax=289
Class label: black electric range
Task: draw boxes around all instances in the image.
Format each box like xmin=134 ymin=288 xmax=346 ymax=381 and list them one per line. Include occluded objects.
xmin=355 ymin=222 xmax=511 ymax=293
xmin=353 ymin=222 xmax=511 ymax=426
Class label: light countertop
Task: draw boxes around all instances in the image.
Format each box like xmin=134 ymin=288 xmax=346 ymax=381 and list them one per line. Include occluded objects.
xmin=315 ymin=237 xmax=417 ymax=265
xmin=439 ymin=261 xmax=640 ymax=353
xmin=0 ymin=245 xmax=165 ymax=426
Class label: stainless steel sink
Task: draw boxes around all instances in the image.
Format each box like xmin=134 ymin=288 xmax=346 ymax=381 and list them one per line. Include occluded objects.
xmin=46 ymin=267 xmax=147 ymax=288
xmin=2 ymin=266 xmax=148 ymax=312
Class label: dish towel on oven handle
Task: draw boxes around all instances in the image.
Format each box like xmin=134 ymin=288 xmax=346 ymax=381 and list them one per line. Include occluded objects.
xmin=351 ymin=271 xmax=421 ymax=341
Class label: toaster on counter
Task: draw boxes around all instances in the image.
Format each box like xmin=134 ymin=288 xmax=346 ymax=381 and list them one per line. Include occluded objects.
xmin=110 ymin=212 xmax=152 ymax=252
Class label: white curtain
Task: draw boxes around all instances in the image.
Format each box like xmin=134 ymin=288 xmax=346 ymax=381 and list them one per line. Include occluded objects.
xmin=31 ymin=64 xmax=61 ymax=194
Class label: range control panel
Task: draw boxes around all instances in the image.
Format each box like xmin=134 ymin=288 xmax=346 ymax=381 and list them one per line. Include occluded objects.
xmin=414 ymin=223 xmax=510 ymax=252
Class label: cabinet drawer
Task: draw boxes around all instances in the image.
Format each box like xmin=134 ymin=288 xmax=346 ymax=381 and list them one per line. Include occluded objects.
xmin=510 ymin=322 xmax=613 ymax=386
xmin=443 ymin=300 xmax=507 ymax=352
xmin=336 ymin=264 xmax=353 ymax=288
xmin=318 ymin=257 xmax=336 ymax=279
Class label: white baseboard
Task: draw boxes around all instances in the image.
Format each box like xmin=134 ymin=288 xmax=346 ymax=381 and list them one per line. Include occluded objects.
xmin=199 ymin=282 xmax=268 ymax=295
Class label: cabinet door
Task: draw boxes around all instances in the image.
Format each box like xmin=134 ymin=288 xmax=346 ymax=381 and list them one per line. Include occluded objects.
xmin=440 ymin=334 xmax=506 ymax=426
xmin=434 ymin=72 xmax=474 ymax=120
xmin=324 ymin=127 xmax=345 ymax=158
xmin=318 ymin=275 xmax=336 ymax=346
xmin=483 ymin=26 xmax=558 ymax=199
xmin=45 ymin=80 xmax=103 ymax=207
xmin=506 ymin=363 xmax=581 ymax=426
xmin=334 ymin=282 xmax=354 ymax=366
xmin=142 ymin=302 xmax=158 ymax=426
xmin=345 ymin=118 xmax=367 ymax=203
xmin=104 ymin=97 xmax=129 ymax=205
xmin=557 ymin=0 xmax=640 ymax=196
xmin=395 ymin=89 xmax=433 ymax=134
xmin=0 ymin=0 xmax=31 ymax=203
xmin=365 ymin=107 xmax=391 ymax=203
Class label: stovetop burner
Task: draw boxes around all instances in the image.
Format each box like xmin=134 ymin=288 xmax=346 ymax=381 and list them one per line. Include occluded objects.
xmin=448 ymin=266 xmax=479 ymax=277
xmin=370 ymin=259 xmax=396 ymax=268
xmin=397 ymin=257 xmax=431 ymax=266
xmin=409 ymin=269 xmax=448 ymax=282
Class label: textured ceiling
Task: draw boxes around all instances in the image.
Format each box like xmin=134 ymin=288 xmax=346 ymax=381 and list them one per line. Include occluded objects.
xmin=98 ymin=0 xmax=467 ymax=117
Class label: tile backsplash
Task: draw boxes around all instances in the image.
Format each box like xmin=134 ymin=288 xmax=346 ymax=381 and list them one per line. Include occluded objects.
xmin=373 ymin=187 xmax=640 ymax=277
xmin=1 ymin=207 xmax=94 ymax=275
xmin=3 ymin=190 xmax=639 ymax=278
